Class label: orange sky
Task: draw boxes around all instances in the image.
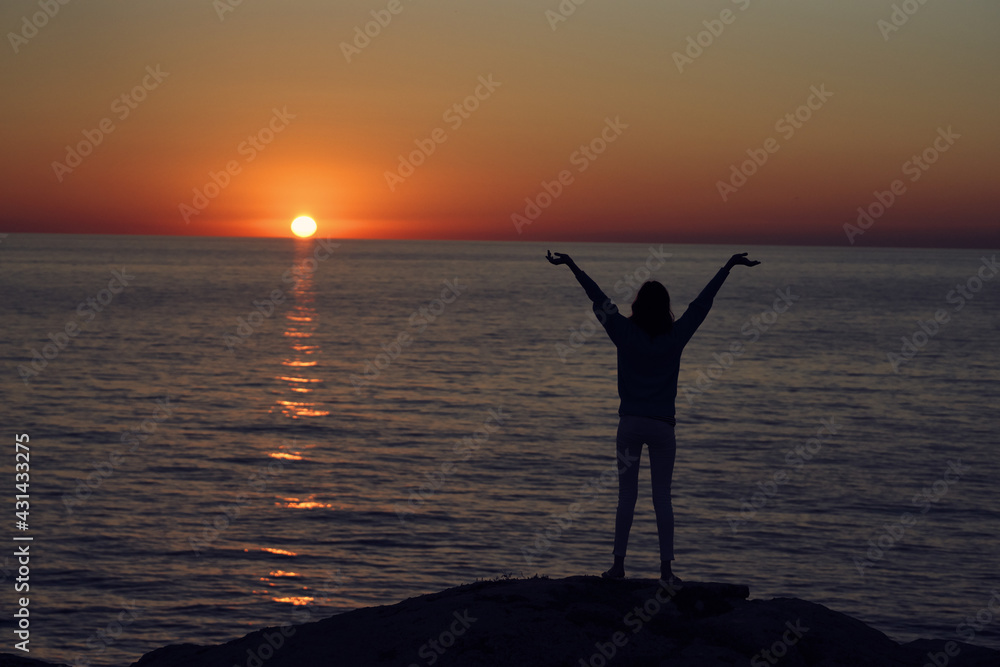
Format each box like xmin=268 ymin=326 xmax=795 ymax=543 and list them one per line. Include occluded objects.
xmin=1 ymin=0 xmax=998 ymax=247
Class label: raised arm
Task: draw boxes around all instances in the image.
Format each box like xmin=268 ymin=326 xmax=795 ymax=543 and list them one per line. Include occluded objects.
xmin=546 ymin=251 xmax=612 ymax=307
xmin=677 ymin=252 xmax=760 ymax=339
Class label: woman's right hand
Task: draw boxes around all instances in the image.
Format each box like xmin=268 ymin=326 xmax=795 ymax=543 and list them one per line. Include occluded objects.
xmin=727 ymin=252 xmax=760 ymax=268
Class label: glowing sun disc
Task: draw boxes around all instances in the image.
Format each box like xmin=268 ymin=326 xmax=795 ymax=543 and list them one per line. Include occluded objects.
xmin=291 ymin=216 xmax=317 ymax=238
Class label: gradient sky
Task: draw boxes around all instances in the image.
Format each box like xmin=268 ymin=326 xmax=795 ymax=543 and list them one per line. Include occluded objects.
xmin=1 ymin=0 xmax=997 ymax=246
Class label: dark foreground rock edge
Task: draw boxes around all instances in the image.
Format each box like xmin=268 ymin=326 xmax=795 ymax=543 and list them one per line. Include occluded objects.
xmin=2 ymin=576 xmax=997 ymax=667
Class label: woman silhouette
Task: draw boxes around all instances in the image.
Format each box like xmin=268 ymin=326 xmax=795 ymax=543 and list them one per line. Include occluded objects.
xmin=547 ymin=250 xmax=759 ymax=583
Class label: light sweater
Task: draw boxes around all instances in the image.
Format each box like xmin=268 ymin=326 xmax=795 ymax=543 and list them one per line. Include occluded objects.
xmin=572 ymin=264 xmax=731 ymax=419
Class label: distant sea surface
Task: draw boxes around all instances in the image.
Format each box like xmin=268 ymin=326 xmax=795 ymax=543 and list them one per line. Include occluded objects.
xmin=1 ymin=234 xmax=998 ymax=666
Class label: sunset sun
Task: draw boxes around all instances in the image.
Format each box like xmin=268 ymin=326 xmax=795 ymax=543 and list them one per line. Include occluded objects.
xmin=291 ymin=216 xmax=317 ymax=238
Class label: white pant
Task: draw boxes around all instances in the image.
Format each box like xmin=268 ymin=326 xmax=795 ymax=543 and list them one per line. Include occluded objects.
xmin=613 ymin=415 xmax=677 ymax=560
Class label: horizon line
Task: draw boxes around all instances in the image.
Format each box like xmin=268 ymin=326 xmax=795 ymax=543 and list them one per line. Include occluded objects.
xmin=3 ymin=230 xmax=997 ymax=252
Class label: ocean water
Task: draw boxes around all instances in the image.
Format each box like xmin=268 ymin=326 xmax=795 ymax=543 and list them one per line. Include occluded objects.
xmin=1 ymin=234 xmax=998 ymax=666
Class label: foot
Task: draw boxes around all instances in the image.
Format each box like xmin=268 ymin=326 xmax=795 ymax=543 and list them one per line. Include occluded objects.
xmin=659 ymin=563 xmax=683 ymax=588
xmin=602 ymin=565 xmax=625 ymax=579
xmin=659 ymin=573 xmax=684 ymax=589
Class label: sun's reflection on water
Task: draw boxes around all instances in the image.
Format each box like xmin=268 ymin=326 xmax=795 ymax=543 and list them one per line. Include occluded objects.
xmin=258 ymin=240 xmax=333 ymax=607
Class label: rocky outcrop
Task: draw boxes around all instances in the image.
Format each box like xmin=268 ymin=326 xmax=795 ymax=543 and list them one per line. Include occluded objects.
xmin=2 ymin=576 xmax=997 ymax=667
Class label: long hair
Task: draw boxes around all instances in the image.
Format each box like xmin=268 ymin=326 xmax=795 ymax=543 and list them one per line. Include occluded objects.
xmin=629 ymin=281 xmax=674 ymax=337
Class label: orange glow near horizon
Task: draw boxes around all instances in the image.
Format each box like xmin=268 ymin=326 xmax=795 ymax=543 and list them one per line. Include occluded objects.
xmin=1 ymin=3 xmax=997 ymax=248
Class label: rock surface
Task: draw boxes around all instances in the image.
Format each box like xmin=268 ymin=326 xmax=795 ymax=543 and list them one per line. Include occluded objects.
xmin=2 ymin=576 xmax=997 ymax=666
